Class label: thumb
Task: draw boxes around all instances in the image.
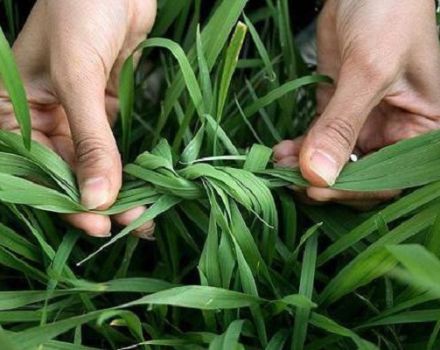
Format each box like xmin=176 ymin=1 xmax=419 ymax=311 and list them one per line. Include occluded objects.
xmin=53 ymin=60 xmax=122 ymax=210
xmin=300 ymin=68 xmax=389 ymax=187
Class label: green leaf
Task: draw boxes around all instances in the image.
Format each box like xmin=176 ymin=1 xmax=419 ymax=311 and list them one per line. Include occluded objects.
xmin=318 ymin=182 xmax=440 ymax=266
xmin=320 ymin=205 xmax=439 ymax=304
xmin=156 ymin=0 xmax=248 ymax=137
xmin=244 ymin=144 xmax=272 ymax=172
xmin=199 ymin=210 xmax=222 ymax=287
xmin=124 ymin=286 xmax=262 ymax=310
xmin=0 ymin=130 xmax=79 ymax=200
xmin=209 ymin=320 xmax=244 ymax=350
xmin=310 ymin=313 xmax=378 ymax=350
xmin=243 ymin=13 xmax=276 ymax=81
xmin=0 ymin=173 xmax=83 ymax=213
xmin=137 ymin=38 xmax=205 ymax=118
xmin=196 ymin=25 xmax=213 ymax=113
xmin=119 ymin=55 xmax=135 ymax=159
xmin=238 ymin=75 xmax=331 ymax=122
xmin=97 ymin=310 xmax=144 ymax=344
xmin=217 ymin=21 xmax=247 ymax=120
xmin=0 ymin=28 xmax=31 ymax=149
xmin=77 ymin=195 xmax=181 ymax=265
xmin=292 ymin=233 xmax=318 ymax=350
xmin=0 ymin=329 xmax=19 ymax=350
xmin=387 ymin=244 xmax=440 ymax=297
xmin=333 ymin=129 xmax=440 ymax=191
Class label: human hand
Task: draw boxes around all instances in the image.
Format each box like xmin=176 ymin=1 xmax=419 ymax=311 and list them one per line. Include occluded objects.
xmin=274 ymin=0 xmax=440 ymax=208
xmin=0 ymin=0 xmax=157 ymax=237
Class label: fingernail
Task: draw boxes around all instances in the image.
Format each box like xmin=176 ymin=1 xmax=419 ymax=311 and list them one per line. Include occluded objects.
xmin=309 ymin=151 xmax=339 ymax=186
xmin=135 ymin=221 xmax=155 ymax=240
xmin=138 ymin=232 xmax=156 ymax=241
xmin=88 ymin=231 xmax=111 ymax=239
xmin=81 ymin=177 xmax=110 ymax=210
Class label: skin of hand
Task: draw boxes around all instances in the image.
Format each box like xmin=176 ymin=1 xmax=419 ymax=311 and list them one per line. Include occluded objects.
xmin=0 ymin=0 xmax=157 ymax=238
xmin=274 ymin=0 xmax=440 ymax=209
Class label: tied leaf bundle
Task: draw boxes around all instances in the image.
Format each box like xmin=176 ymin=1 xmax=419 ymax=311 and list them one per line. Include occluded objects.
xmin=1 ymin=128 xmax=440 ymax=265
xmin=0 ymin=126 xmax=439 ymax=210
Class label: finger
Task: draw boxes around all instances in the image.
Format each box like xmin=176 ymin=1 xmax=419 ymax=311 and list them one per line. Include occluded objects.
xmin=274 ymin=152 xmax=304 ymax=193
xmin=46 ymin=1 xmax=126 ymax=212
xmin=273 ymin=132 xmax=397 ymax=210
xmin=50 ymin=51 xmax=122 ymax=212
xmin=276 ymin=156 xmax=300 ymax=168
xmin=9 ymin=128 xmax=53 ymax=149
xmin=15 ymin=127 xmax=113 ymax=238
xmin=273 ymin=137 xmax=304 ymax=161
xmin=47 ymin=27 xmax=149 ymax=234
xmin=105 ymin=0 xmax=157 ymax=101
xmin=27 ymin=137 xmax=113 ymax=237
xmin=315 ymin=0 xmax=339 ymax=75
xmin=291 ymin=187 xmax=398 ymax=211
xmin=112 ymin=207 xmax=156 ymax=240
xmin=50 ymin=126 xmax=149 ymax=236
xmin=314 ymin=0 xmax=339 ymax=117
xmin=50 ymin=134 xmax=76 ymax=168
xmin=299 ymin=64 xmax=393 ymax=187
xmin=132 ymin=222 xmax=156 ymax=241
xmin=63 ymin=213 xmax=111 ymax=238
xmin=4 ymin=94 xmax=114 ymax=237
xmin=306 ymin=187 xmax=400 ymax=204
xmin=49 ymin=131 xmax=153 ymax=237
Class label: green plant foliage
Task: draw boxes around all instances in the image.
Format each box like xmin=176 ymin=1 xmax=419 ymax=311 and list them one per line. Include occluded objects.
xmin=0 ymin=1 xmax=440 ymax=349
xmin=0 ymin=27 xmax=31 ymax=149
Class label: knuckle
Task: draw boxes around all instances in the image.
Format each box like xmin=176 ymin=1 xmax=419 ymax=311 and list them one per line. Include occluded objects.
xmin=345 ymin=50 xmax=395 ymax=87
xmin=0 ymin=95 xmax=17 ymax=130
xmin=51 ymin=65 xmax=84 ymax=96
xmin=322 ymin=118 xmax=357 ymax=150
xmin=51 ymin=48 xmax=106 ymax=94
xmin=316 ymin=86 xmax=334 ymax=115
xmin=75 ymin=136 xmax=118 ymax=168
xmin=130 ymin=0 xmax=157 ymax=34
xmin=0 ymin=96 xmax=13 ymax=117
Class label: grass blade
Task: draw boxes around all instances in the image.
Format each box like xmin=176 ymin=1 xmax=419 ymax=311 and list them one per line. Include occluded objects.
xmin=0 ymin=28 xmax=31 ymax=149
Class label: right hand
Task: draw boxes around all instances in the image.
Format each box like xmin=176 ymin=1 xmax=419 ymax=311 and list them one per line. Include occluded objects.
xmin=274 ymin=0 xmax=440 ymax=209
xmin=0 ymin=0 xmax=157 ymax=238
